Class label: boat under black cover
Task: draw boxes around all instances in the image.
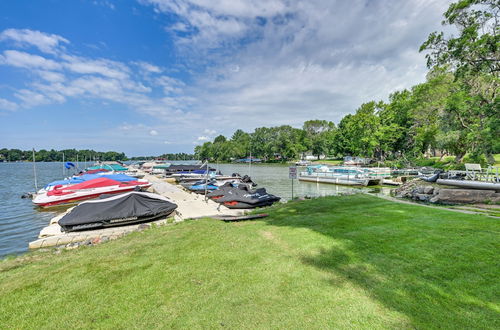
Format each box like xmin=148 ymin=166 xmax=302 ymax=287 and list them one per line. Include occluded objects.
xmin=166 ymin=164 xmax=216 ymax=174
xmin=214 ymin=185 xmax=280 ymax=209
xmin=58 ymin=192 xmax=178 ymax=232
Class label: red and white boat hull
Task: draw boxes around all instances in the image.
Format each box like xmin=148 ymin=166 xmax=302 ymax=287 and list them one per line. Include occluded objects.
xmin=33 ymin=179 xmax=152 ymax=208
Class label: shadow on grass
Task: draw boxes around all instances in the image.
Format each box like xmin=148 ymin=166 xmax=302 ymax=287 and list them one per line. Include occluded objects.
xmin=260 ymin=194 xmax=499 ymax=329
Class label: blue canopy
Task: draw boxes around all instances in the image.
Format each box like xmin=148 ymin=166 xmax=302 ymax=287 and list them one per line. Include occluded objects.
xmin=44 ymin=173 xmax=136 ymax=188
xmin=101 ymin=174 xmax=136 ymax=182
xmin=64 ymin=162 xmax=76 ymax=169
xmin=44 ymin=177 xmax=85 ymax=188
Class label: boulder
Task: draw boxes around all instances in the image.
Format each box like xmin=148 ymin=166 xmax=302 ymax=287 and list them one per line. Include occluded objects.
xmin=415 ymin=193 xmax=430 ymax=202
xmin=423 ymin=186 xmax=434 ymax=195
xmin=430 ymin=189 xmax=498 ymax=204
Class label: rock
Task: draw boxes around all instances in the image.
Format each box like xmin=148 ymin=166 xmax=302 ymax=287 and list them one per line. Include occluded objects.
xmin=430 ymin=189 xmax=497 ymax=204
xmin=416 ymin=194 xmax=430 ymax=202
xmin=91 ymin=237 xmax=101 ymax=244
xmin=101 ymin=236 xmax=110 ymax=242
xmin=423 ymin=186 xmax=434 ymax=195
xmin=433 ymin=188 xmax=440 ymax=196
xmin=138 ymin=223 xmax=150 ymax=231
xmin=416 ymin=186 xmax=425 ymax=194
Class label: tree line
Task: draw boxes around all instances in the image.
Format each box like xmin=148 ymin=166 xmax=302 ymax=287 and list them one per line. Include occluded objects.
xmin=129 ymin=153 xmax=196 ymax=161
xmin=0 ymin=148 xmax=127 ymax=162
xmin=195 ymin=0 xmax=499 ymax=165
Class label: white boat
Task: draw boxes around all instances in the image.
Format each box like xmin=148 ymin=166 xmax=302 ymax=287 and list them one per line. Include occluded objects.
xmin=299 ymin=172 xmax=380 ymax=186
xmin=298 ymin=166 xmax=381 ymax=186
xmin=295 ymin=160 xmax=311 ymax=166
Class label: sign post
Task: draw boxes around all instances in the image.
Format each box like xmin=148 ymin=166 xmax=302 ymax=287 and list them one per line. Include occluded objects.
xmin=289 ymin=166 xmax=297 ymax=200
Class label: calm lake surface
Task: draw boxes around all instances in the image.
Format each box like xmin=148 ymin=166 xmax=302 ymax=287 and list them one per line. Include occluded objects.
xmin=0 ymin=161 xmax=391 ymax=258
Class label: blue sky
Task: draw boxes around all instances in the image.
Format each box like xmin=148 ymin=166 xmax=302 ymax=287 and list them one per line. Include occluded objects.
xmin=0 ymin=0 xmax=450 ymax=156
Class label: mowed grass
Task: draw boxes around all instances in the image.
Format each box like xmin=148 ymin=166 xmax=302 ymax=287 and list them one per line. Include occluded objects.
xmin=1 ymin=195 xmax=499 ymax=329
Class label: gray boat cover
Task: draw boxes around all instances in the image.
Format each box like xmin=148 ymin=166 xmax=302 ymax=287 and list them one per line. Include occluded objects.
xmin=216 ymin=185 xmax=280 ymax=205
xmin=59 ymin=192 xmax=177 ymax=231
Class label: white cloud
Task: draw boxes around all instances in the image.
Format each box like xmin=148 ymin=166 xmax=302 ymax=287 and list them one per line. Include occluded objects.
xmin=134 ymin=61 xmax=162 ymax=73
xmin=0 ymin=28 xmax=68 ymax=54
xmin=37 ymin=70 xmax=66 ymax=83
xmin=149 ymin=129 xmax=159 ymax=136
xmin=0 ymin=50 xmax=61 ymax=70
xmin=203 ymin=129 xmax=216 ymax=135
xmin=61 ymin=54 xmax=130 ymax=80
xmin=164 ymin=140 xmax=171 ymax=144
xmin=197 ymin=136 xmax=209 ymax=141
xmin=139 ymin=0 xmax=451 ymax=134
xmin=0 ymin=97 xmax=18 ymax=111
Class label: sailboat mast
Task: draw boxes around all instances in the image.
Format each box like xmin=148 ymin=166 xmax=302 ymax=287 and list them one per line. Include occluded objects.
xmin=32 ymin=148 xmax=38 ymax=191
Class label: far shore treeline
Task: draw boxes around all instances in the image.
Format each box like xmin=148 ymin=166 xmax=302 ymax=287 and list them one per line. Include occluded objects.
xmin=0 ymin=149 xmax=196 ymax=162
xmin=195 ymin=1 xmax=499 ymax=166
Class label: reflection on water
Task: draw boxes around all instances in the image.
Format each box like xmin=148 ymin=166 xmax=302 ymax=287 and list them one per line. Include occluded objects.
xmin=0 ymin=161 xmax=394 ymax=259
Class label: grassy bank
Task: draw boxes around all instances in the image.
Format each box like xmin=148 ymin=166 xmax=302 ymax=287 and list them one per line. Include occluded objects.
xmin=1 ymin=195 xmax=498 ymax=329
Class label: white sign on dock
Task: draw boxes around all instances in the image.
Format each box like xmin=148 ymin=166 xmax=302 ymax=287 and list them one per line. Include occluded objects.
xmin=289 ymin=166 xmax=297 ymax=179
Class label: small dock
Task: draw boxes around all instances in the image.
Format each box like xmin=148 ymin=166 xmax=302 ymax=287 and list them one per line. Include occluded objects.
xmin=29 ymin=171 xmax=244 ymax=249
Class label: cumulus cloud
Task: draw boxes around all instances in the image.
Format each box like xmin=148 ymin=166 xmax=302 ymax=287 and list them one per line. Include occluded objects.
xmin=141 ymin=0 xmax=450 ymax=132
xmin=0 ymin=50 xmax=61 ymax=70
xmin=149 ymin=129 xmax=159 ymax=136
xmin=0 ymin=28 xmax=68 ymax=54
xmin=0 ymin=28 xmax=186 ymax=118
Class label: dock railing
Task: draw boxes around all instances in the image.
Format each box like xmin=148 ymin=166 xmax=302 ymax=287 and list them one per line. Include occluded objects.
xmin=448 ymin=163 xmax=500 ymax=182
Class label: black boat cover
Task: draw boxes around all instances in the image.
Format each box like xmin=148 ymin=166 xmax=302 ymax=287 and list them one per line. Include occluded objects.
xmin=58 ymin=192 xmax=177 ymax=232
xmin=216 ymin=185 xmax=280 ymax=205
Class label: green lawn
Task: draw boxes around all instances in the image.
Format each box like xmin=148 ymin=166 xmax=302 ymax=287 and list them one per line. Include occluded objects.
xmin=1 ymin=195 xmax=499 ymax=329
xmin=311 ymin=159 xmax=343 ymax=165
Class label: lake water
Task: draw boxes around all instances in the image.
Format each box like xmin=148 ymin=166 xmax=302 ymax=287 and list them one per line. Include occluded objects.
xmin=0 ymin=161 xmax=391 ymax=258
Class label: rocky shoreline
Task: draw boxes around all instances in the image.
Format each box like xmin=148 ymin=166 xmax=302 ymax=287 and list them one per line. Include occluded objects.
xmin=394 ymin=179 xmax=500 ymax=204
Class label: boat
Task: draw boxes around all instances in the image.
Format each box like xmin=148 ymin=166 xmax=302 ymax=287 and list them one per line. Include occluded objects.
xmin=211 ymin=185 xmax=280 ymax=209
xmin=33 ymin=177 xmax=152 ymax=208
xmin=298 ymin=166 xmax=381 ymax=186
xmin=151 ymin=163 xmax=171 ymax=174
xmin=343 ymin=156 xmax=371 ymax=165
xmin=235 ymin=157 xmax=262 ymax=163
xmin=58 ymin=192 xmax=177 ymax=232
xmin=175 ymin=173 xmax=241 ymax=183
xmin=436 ymin=179 xmax=500 ymax=191
xmin=38 ymin=173 xmax=145 ymax=194
xmin=87 ymin=163 xmax=128 ymax=172
xmin=186 ymin=179 xmax=220 ymax=194
xmin=295 ymin=160 xmax=311 ymax=166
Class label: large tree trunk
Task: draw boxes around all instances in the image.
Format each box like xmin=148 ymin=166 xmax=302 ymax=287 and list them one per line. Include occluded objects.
xmin=455 ymin=151 xmax=466 ymax=163
xmin=485 ymin=153 xmax=495 ymax=164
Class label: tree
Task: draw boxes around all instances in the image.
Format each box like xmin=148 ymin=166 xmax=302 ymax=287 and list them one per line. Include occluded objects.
xmin=420 ymin=0 xmax=499 ymax=76
xmin=420 ymin=0 xmax=500 ymax=162
xmin=302 ymin=120 xmax=335 ymax=159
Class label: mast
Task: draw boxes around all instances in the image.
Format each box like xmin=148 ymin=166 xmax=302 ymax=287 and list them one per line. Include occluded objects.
xmin=204 ymin=160 xmax=209 ymax=201
xmin=62 ymin=152 xmax=65 ymax=177
xmin=32 ymin=148 xmax=38 ymax=191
